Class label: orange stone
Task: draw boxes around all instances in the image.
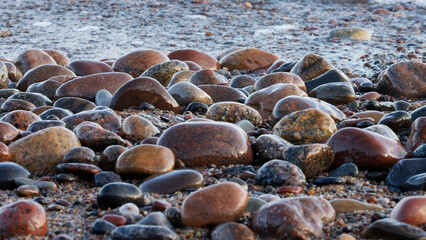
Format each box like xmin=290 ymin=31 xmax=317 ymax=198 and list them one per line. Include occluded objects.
xmin=254 ymin=72 xmax=306 ymax=92
xmin=391 ymin=196 xmax=426 ymax=226
xmin=219 ymin=48 xmax=279 ymax=71
xmin=112 ymin=50 xmax=169 ymax=77
xmin=168 ymin=49 xmax=219 ymax=70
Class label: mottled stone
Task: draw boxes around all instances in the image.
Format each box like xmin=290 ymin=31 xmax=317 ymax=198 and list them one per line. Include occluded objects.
xmin=273 ymin=96 xmax=346 ymax=123
xmin=53 ymin=97 xmax=96 ymax=113
xmin=211 ymin=222 xmax=257 ymax=240
xmin=0 ymin=162 xmax=30 ymax=189
xmin=94 ymin=171 xmax=122 ymax=187
xmin=99 ymin=145 xmax=127 ymax=171
xmin=97 ymin=182 xmax=144 ymax=210
xmin=219 ymin=48 xmax=279 ymax=71
xmin=245 ymin=83 xmax=307 ymax=120
xmin=27 ymin=80 xmax=63 ymax=100
xmin=252 ymin=197 xmax=335 ymax=239
xmin=206 ymin=102 xmax=262 ymax=126
xmin=39 ymin=107 xmax=73 ymax=120
xmin=62 ymin=147 xmax=95 ymax=164
xmin=255 ymin=134 xmax=293 ymax=162
xmin=309 ymin=82 xmax=355 ymax=104
xmin=167 ymin=49 xmax=219 ymax=70
xmin=17 ymin=185 xmax=41 ymax=197
xmin=0 ymin=110 xmax=41 ymax=130
xmin=142 ymin=60 xmax=189 ymax=86
xmin=8 ymin=127 xmax=80 ymax=175
xmin=181 ymin=182 xmax=249 ymax=227
xmin=62 ymin=109 xmax=121 ymax=131
xmin=362 ymin=218 xmax=426 ymax=240
xmin=188 ymin=69 xmax=228 ymax=86
xmin=27 ymin=120 xmax=66 ymax=133
xmin=282 ymin=144 xmax=334 ymax=178
xmin=109 ymin=77 xmax=180 ymax=113
xmin=327 ymin=127 xmax=407 ymax=170
xmin=378 ymin=111 xmax=412 ymax=132
xmin=256 ymin=160 xmax=306 ymax=186
xmin=139 ymin=169 xmax=204 ymax=194
xmin=328 ymin=27 xmax=371 ymax=41
xmin=406 ymin=117 xmax=426 ymax=153
xmin=68 ymin=60 xmax=113 ymax=76
xmin=329 ymin=163 xmax=358 ymax=177
xmin=230 ymin=75 xmax=256 ymax=88
xmin=290 ymin=53 xmax=334 ymax=81
xmin=365 ymin=124 xmax=400 ymax=142
xmin=0 ymin=200 xmax=47 ymax=238
xmin=17 ymin=64 xmax=75 ymax=91
xmin=359 ymin=92 xmax=381 ymax=101
xmin=377 ymin=61 xmax=426 ymax=99
xmin=9 ymin=92 xmax=52 ymax=107
xmin=273 ymin=108 xmax=337 ymax=145
xmin=55 ymin=72 xmax=133 ymax=101
xmin=14 ymin=49 xmax=56 ymax=75
xmin=386 ymin=158 xmax=426 ymax=188
xmin=329 ymin=199 xmax=382 ymax=214
xmin=121 ymin=115 xmax=160 ymax=141
xmin=167 ymin=82 xmax=212 ymax=107
xmin=112 ymin=50 xmax=169 ymax=78
xmin=198 ymin=85 xmax=247 ymax=103
xmin=254 ymin=72 xmax=306 ymax=92
xmin=110 ymin=225 xmax=179 ymax=240
xmin=0 ymin=121 xmax=19 ymax=144
xmin=115 ymin=145 xmax=175 ymax=177
xmin=1 ymin=99 xmax=36 ymax=112
xmin=74 ymin=122 xmax=127 ymax=151
xmin=158 ymin=122 xmax=253 ymax=167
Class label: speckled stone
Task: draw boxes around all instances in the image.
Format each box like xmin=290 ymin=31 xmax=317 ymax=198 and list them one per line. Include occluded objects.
xmin=139 ymin=169 xmax=204 ymax=194
xmin=211 ymin=222 xmax=257 ymax=240
xmin=62 ymin=147 xmax=95 ymax=164
xmin=157 ymin=121 xmax=253 ymax=167
xmin=121 ymin=115 xmax=160 ymax=141
xmin=365 ymin=124 xmax=400 ymax=142
xmin=1 ymin=99 xmax=36 ymax=112
xmin=112 ymin=50 xmax=169 ymax=78
xmin=188 ymin=69 xmax=229 ymax=86
xmin=0 ymin=200 xmax=47 ymax=238
xmin=17 ymin=185 xmax=41 ymax=197
xmin=68 ymin=60 xmax=113 ymax=76
xmin=108 ymin=77 xmax=180 ymax=113
xmin=9 ymin=127 xmax=80 ymax=175
xmin=327 ymin=127 xmax=407 ymax=170
xmin=27 ymin=120 xmax=66 ymax=133
xmin=282 ymin=144 xmax=334 ymax=178
xmin=377 ymin=61 xmax=426 ymax=99
xmin=254 ymin=72 xmax=306 ymax=92
xmin=255 ymin=134 xmax=293 ymax=162
xmin=245 ymin=83 xmax=307 ymax=120
xmin=0 ymin=110 xmax=42 ymax=130
xmin=62 ymin=109 xmax=121 ymax=131
xmin=115 ymin=144 xmax=175 ymax=177
xmin=16 ymin=64 xmax=75 ymax=91
xmin=53 ymin=97 xmax=97 ymax=113
xmin=328 ymin=27 xmax=371 ymax=41
xmin=181 ymin=182 xmax=249 ymax=227
xmin=206 ymin=102 xmax=262 ymax=126
xmin=142 ymin=60 xmax=189 ymax=86
xmin=219 ymin=48 xmax=279 ymax=71
xmin=0 ymin=62 xmax=8 ymax=89
xmin=38 ymin=107 xmax=73 ymax=120
xmin=290 ymin=53 xmax=334 ymax=81
xmin=9 ymin=92 xmax=52 ymax=107
xmin=97 ymin=182 xmax=144 ymax=210
xmin=167 ymin=49 xmax=219 ymax=70
xmin=255 ymin=159 xmax=306 ymax=186
xmin=252 ymin=196 xmax=335 ymax=239
xmin=230 ymin=75 xmax=256 ymax=88
xmin=273 ymin=108 xmax=337 ymax=145
xmin=74 ymin=121 xmax=127 ymax=151
xmin=167 ymin=82 xmax=213 ymax=107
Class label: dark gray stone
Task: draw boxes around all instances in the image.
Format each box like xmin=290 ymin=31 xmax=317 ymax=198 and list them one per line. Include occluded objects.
xmin=362 ymin=218 xmax=426 ymax=240
xmin=97 ymin=182 xmax=144 ymax=210
xmin=329 ymin=163 xmax=358 ymax=177
xmin=94 ymin=171 xmax=122 ymax=187
xmin=92 ymin=219 xmax=117 ymax=235
xmin=110 ymin=225 xmax=179 ymax=240
xmin=137 ymin=212 xmax=173 ymax=229
xmin=0 ymin=162 xmax=30 ymax=189
xmin=386 ymin=158 xmax=426 ymax=188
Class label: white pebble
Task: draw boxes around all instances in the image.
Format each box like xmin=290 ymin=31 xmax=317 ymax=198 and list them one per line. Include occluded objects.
xmin=119 ymin=203 xmax=140 ymax=218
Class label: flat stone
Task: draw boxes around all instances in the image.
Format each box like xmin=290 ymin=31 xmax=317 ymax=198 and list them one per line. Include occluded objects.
xmin=188 ymin=69 xmax=229 ymax=86
xmin=198 ymin=84 xmax=246 ymax=103
xmin=112 ymin=50 xmax=170 ymax=78
xmin=254 ymin=72 xmax=306 ymax=92
xmin=74 ymin=121 xmax=127 ymax=151
xmin=115 ymin=144 xmax=175 ymax=177
xmin=17 ymin=64 xmax=75 ymax=91
xmin=282 ymin=144 xmax=334 ymax=178
xmin=230 ymin=75 xmax=256 ymax=88
xmin=62 ymin=109 xmax=121 ymax=131
xmin=362 ymin=218 xmax=426 ymax=240
xmin=27 ymin=120 xmax=66 ymax=133
xmin=68 ymin=60 xmax=113 ymax=76
xmin=97 ymin=182 xmax=144 ymax=210
xmin=327 ymin=127 xmax=407 ymax=170
xmin=256 ymin=159 xmax=306 ymax=186
xmin=0 ymin=200 xmax=47 ymax=238
xmin=142 ymin=60 xmax=189 ymax=86
xmin=273 ymin=108 xmax=337 ymax=145
xmin=9 ymin=92 xmax=52 ymax=107
xmin=309 ymin=82 xmax=355 ymax=104
xmin=290 ymin=53 xmax=334 ymax=81
xmin=56 ymin=163 xmax=101 ymax=180
xmin=219 ymin=48 xmax=279 ymax=71
xmin=110 ymin=225 xmax=179 ymax=240
xmin=329 ymin=199 xmax=382 ymax=214
xmin=0 ymin=162 xmax=30 ymax=189
xmin=252 ymin=196 xmax=335 ymax=239
xmin=206 ymin=102 xmax=262 ymax=126
xmin=1 ymin=99 xmax=36 ymax=112
xmin=53 ymin=97 xmax=97 ymax=113
xmin=167 ymin=82 xmax=212 ymax=107
xmin=167 ymin=49 xmax=219 ymax=70
xmin=27 ymin=80 xmax=63 ymax=100
xmin=157 ymin=121 xmax=253 ymax=167
xmin=139 ymin=169 xmax=204 ymax=194
xmin=211 ymin=222 xmax=257 ymax=240
xmin=181 ymin=182 xmax=248 ymax=227
xmin=351 ymin=110 xmax=385 ymax=124
xmin=8 ymin=127 xmax=80 ymax=175
xmin=0 ymin=89 xmax=19 ymax=98
xmin=92 ymin=219 xmax=117 ymax=235
xmin=62 ymin=147 xmax=95 ymax=164
xmin=406 ymin=117 xmax=426 ymax=153
xmin=102 ymin=214 xmax=127 ymax=227
xmin=328 ymin=27 xmax=371 ymax=41
xmin=108 ymin=77 xmax=180 ymax=113
xmin=14 ymin=49 xmax=56 ymax=75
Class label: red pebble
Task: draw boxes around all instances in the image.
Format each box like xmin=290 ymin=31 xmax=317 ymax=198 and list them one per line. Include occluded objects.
xmin=152 ymin=200 xmax=171 ymax=211
xmin=102 ymin=214 xmax=127 ymax=226
xmin=277 ymin=186 xmax=304 ymax=194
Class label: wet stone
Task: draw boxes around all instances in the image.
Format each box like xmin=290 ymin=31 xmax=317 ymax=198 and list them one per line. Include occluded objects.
xmin=142 ymin=60 xmax=189 ymax=86
xmin=219 ymin=48 xmax=279 ymax=72
xmin=74 ymin=121 xmax=127 ymax=151
xmin=254 ymin=72 xmax=306 ymax=92
xmin=62 ymin=109 xmax=121 ymax=132
xmin=230 ymin=75 xmax=256 ymax=88
xmin=0 ymin=121 xmax=20 ymax=144
xmin=39 ymin=107 xmax=73 ymax=120
xmin=186 ymin=102 xmax=209 ymax=114
xmin=411 ymin=144 xmax=426 ymax=158
xmin=167 ymin=49 xmax=219 ymax=70
xmin=152 ymin=200 xmax=171 ymax=212
xmin=1 ymin=99 xmax=36 ymax=112
xmin=406 ymin=117 xmax=426 ymax=153
xmin=378 ymin=111 xmax=412 ymax=132
xmin=290 ymin=53 xmax=334 ymax=81
xmin=282 ymin=144 xmax=334 ymax=178
xmin=252 ymin=196 xmax=335 ymax=239
xmin=53 ymin=97 xmax=97 ymax=113
xmin=112 ymin=50 xmax=170 ymax=78
xmin=0 ymin=110 xmax=42 ymax=130
xmin=314 ymin=177 xmax=344 ymax=185
xmin=198 ymin=84 xmax=247 ymax=103
xmin=110 ymin=225 xmax=179 ymax=240
xmin=56 ymin=173 xmax=77 ymax=183
xmin=0 ymin=200 xmax=47 ymax=238
xmin=304 ymin=69 xmax=351 ymax=93
xmin=386 ymin=158 xmax=426 ymax=188
xmin=92 ymin=219 xmax=117 ymax=235
xmin=273 ymin=108 xmax=337 ymax=145
xmin=352 ymin=110 xmax=385 ymax=124
xmin=167 ymin=82 xmax=212 ymax=107
xmin=359 ymin=92 xmax=381 ymax=101
xmin=365 ymin=124 xmax=400 ymax=143
xmin=206 ymin=102 xmax=262 ymax=126
xmin=17 ymin=185 xmax=41 ymax=197
xmin=393 ymin=100 xmax=411 ymax=111
xmin=94 ymin=171 xmax=121 ymax=187
xmin=139 ymin=169 xmax=204 ymax=194
xmin=99 ymin=145 xmax=127 ymax=171
xmin=68 ymin=60 xmax=113 ymax=76
xmin=35 ymin=181 xmax=57 ymax=191
xmin=62 ymin=147 xmax=95 ymax=164
xmin=362 ymin=218 xmax=426 ymax=240
xmin=181 ymin=182 xmax=249 ymax=227
xmin=27 ymin=120 xmax=66 ymax=133
xmin=137 ymin=212 xmax=173 ymax=229
xmin=97 ymin=182 xmax=144 ymax=210
xmin=256 ymin=160 xmax=306 ymax=187
xmin=329 ymin=163 xmax=358 ymax=177
xmin=102 ymin=214 xmax=127 ymax=227
xmin=14 ymin=177 xmax=36 ymax=187
xmin=57 ymin=163 xmax=101 ymax=180
xmin=328 ymin=27 xmax=371 ymax=41
xmin=236 ymin=119 xmax=255 ymax=133
xmin=245 ymin=197 xmax=267 ymax=216
xmin=411 ymin=105 xmax=426 ymax=122
xmin=309 ymin=82 xmax=355 ymax=105
xmin=211 ymin=222 xmax=257 ymax=240
xmin=157 ymin=121 xmax=253 ymax=167
xmin=0 ymin=162 xmax=30 ymax=189
xmin=121 ymin=115 xmax=159 ymax=141
xmin=403 ymin=173 xmax=426 ymax=191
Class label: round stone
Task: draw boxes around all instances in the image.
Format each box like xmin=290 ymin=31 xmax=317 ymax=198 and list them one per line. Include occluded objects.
xmin=0 ymin=142 xmax=10 ymax=162
xmin=68 ymin=60 xmax=113 ymax=76
xmin=290 ymin=53 xmax=334 ymax=81
xmin=16 ymin=64 xmax=75 ymax=91
xmin=17 ymin=185 xmax=41 ymax=197
xmin=254 ymin=72 xmax=306 ymax=92
xmin=198 ymin=85 xmax=246 ymax=103
xmin=94 ymin=171 xmax=122 ymax=187
xmin=39 ymin=107 xmax=73 ymax=120
xmin=255 ymin=159 xmax=306 ymax=187
xmin=27 ymin=120 xmax=66 ymax=133
xmin=211 ymin=222 xmax=257 ymax=240
xmin=255 ymin=134 xmax=293 ymax=162
xmin=115 ymin=144 xmax=175 ymax=177
xmin=206 ymin=102 xmax=262 ymax=126
xmin=9 ymin=92 xmax=52 ymax=107
xmin=365 ymin=124 xmax=400 ymax=142
xmin=14 ymin=49 xmax=56 ymax=75
xmin=110 ymin=225 xmax=179 ymax=240
xmin=43 ymin=49 xmax=69 ymax=66
xmin=0 ymin=110 xmax=42 ymax=130
xmin=27 ymin=80 xmax=63 ymax=100
xmin=362 ymin=218 xmax=426 ymax=240
xmin=112 ymin=50 xmax=170 ymax=78
xmin=139 ymin=169 xmax=204 ymax=194
xmin=378 ymin=111 xmax=412 ymax=132
xmin=181 ymin=182 xmax=249 ymax=227
xmin=92 ymin=219 xmax=117 ymax=235
xmin=62 ymin=109 xmax=121 ymax=131
xmin=0 ymin=162 xmax=30 ymax=189
xmin=309 ymin=82 xmax=355 ymax=105
xmin=230 ymin=75 xmax=256 ymax=88
xmin=121 ymin=115 xmax=160 ymax=141
xmin=142 ymin=60 xmax=189 ymax=86
xmin=0 ymin=121 xmax=19 ymax=144
xmin=219 ymin=48 xmax=279 ymax=71
xmin=97 ymin=182 xmax=144 ymax=210
xmin=99 ymin=145 xmax=127 ymax=171
xmin=328 ymin=27 xmax=371 ymax=41
xmin=62 ymin=147 xmax=95 ymax=164
xmin=391 ymin=196 xmax=426 ymax=226
xmin=167 ymin=49 xmax=219 ymax=70
xmin=188 ymin=69 xmax=229 ymax=86
xmin=74 ymin=121 xmax=127 ymax=151
xmin=168 ymin=82 xmax=213 ymax=107
xmin=167 ymin=70 xmax=195 ymax=87
xmin=119 ymin=203 xmax=140 ymax=218
xmin=102 ymin=214 xmax=127 ymax=227
xmin=351 ymin=110 xmax=385 ymax=124
xmin=95 ymin=89 xmax=113 ymax=107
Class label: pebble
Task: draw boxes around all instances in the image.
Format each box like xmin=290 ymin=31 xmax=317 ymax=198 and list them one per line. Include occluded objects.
xmin=309 ymin=82 xmax=355 ymax=104
xmin=17 ymin=185 xmax=41 ymax=197
xmin=53 ymin=97 xmax=97 ymax=113
xmin=94 ymin=171 xmax=122 ymax=187
xmin=377 ymin=110 xmax=412 ymax=132
xmin=211 ymin=222 xmax=257 ymax=240
xmin=62 ymin=146 xmax=96 ymax=164
xmin=255 ymin=159 xmax=306 ymax=187
xmin=92 ymin=219 xmax=117 ymax=235
xmin=0 ymin=62 xmax=8 ymax=89
xmin=68 ymin=60 xmax=113 ymax=76
xmin=35 ymin=181 xmax=57 ymax=191
xmin=290 ymin=53 xmax=334 ymax=81
xmin=112 ymin=50 xmax=169 ymax=77
xmin=328 ymin=27 xmax=371 ymax=41
xmin=252 ymin=196 xmax=335 ymax=239
xmin=97 ymin=182 xmax=144 ymax=210
xmin=56 ymin=173 xmax=76 ymax=183
xmin=0 ymin=110 xmax=42 ymax=130
xmin=142 ymin=60 xmax=189 ymax=86
xmin=16 ymin=64 xmax=75 ymax=91
xmin=167 ymin=70 xmax=194 ymax=87
xmin=157 ymin=121 xmax=253 ymax=167
xmin=254 ymin=72 xmax=306 ymax=92
xmin=351 ymin=110 xmax=385 ymax=123
xmin=314 ymin=177 xmax=344 ymax=185
xmin=362 ymin=218 xmax=426 ymax=239
xmin=62 ymin=109 xmax=121 ymax=131
xmin=1 ymin=98 xmax=36 ymax=112
xmin=110 ymin=224 xmax=179 ymax=240
xmin=235 ymin=119 xmax=255 ymax=133
xmin=27 ymin=79 xmax=62 ymax=100
xmin=115 ymin=144 xmax=175 ymax=177
xmin=102 ymin=214 xmax=127 ymax=226
xmin=255 ymin=134 xmax=292 ymax=162
xmin=38 ymin=107 xmax=73 ymax=120
xmin=74 ymin=121 xmax=127 ymax=151
xmin=95 ymin=89 xmax=112 ymax=106
xmin=229 ymin=75 xmax=256 ymax=88
xmin=391 ymin=196 xmax=426 ymax=226
xmin=57 ymin=163 xmax=101 ymax=180
xmin=27 ymin=120 xmax=66 ymax=133
xmin=137 ymin=212 xmax=173 ymax=229
xmin=304 ymin=69 xmax=351 ymax=93
xmin=411 ymin=144 xmax=426 ymax=158
xmin=365 ymin=124 xmax=400 ymax=142
xmin=167 ymin=82 xmax=213 ymax=107
xmin=206 ymin=101 xmax=262 ymax=126
xmin=329 ymin=198 xmax=383 ymax=214
xmin=406 ymin=117 xmax=425 ymax=152
xmin=181 ymin=182 xmax=248 ymax=227
xmin=219 ymin=48 xmax=279 ymax=71
xmin=0 ymin=200 xmax=47 ymax=238
xmin=186 ymin=102 xmax=209 ymax=114
xmin=411 ymin=105 xmax=426 ymax=122
xmin=0 ymin=121 xmax=20 ymax=144
xmin=99 ymin=145 xmax=127 ymax=171
xmin=329 ymin=163 xmax=358 ymax=177
xmin=119 ymin=203 xmax=140 ymax=218
xmin=14 ymin=177 xmax=36 ymax=187
xmin=386 ymin=158 xmax=426 ymax=188
xmin=9 ymin=92 xmax=52 ymax=107
xmin=152 ymin=200 xmax=171 ymax=212
xmin=198 ymin=84 xmax=247 ymax=103
xmin=273 ymin=108 xmax=337 ymax=144
xmin=139 ymin=169 xmax=204 ymax=194
xmin=167 ymin=49 xmax=219 ymax=70
xmin=282 ymin=144 xmax=334 ymax=178
xmin=0 ymin=142 xmax=10 ymax=162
